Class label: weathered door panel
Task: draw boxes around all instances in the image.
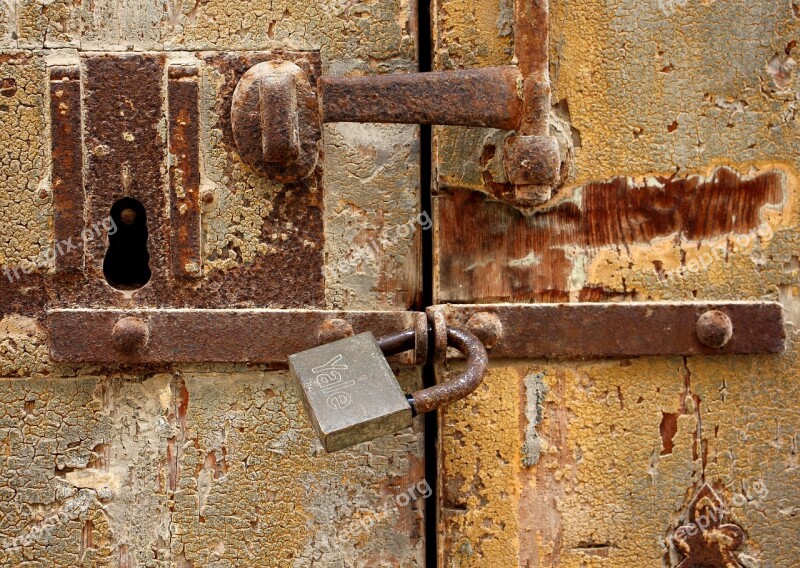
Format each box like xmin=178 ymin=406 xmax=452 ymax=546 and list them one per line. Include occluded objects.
xmin=434 ymin=0 xmax=799 ymax=566
xmin=0 ymin=1 xmax=426 ymax=566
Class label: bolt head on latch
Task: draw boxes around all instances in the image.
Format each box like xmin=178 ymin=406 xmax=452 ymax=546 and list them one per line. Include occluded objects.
xmin=111 ymin=317 xmax=150 ymax=353
xmin=696 ymin=310 xmax=734 ymax=349
xmin=231 ymin=61 xmax=321 ymax=183
xmin=503 ymin=134 xmax=562 ymax=205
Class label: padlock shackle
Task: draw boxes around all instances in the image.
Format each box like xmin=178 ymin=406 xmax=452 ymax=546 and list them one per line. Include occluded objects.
xmin=411 ymin=327 xmax=489 ymax=414
xmin=376 ymin=328 xmax=417 ymax=357
xmin=376 ymin=326 xmax=489 ymax=415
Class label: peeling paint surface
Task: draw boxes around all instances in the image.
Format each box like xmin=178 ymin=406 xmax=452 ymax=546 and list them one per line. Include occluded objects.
xmin=0 ymin=0 xmax=425 ymax=564
xmin=435 ymin=0 xmax=800 ymax=566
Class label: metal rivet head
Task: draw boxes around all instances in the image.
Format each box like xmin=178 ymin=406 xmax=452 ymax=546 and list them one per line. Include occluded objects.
xmin=200 ymin=190 xmax=215 ymax=205
xmin=465 ymin=311 xmax=503 ymax=350
xmin=696 ymin=310 xmax=733 ymax=349
xmin=112 ymin=317 xmax=149 ymax=353
xmin=317 ymin=319 xmax=354 ymax=345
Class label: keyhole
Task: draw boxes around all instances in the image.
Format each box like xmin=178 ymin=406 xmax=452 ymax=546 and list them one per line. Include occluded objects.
xmin=103 ymin=198 xmax=152 ymax=290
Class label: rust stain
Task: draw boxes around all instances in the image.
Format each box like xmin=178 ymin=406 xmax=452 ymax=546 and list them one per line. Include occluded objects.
xmin=0 ymin=273 xmax=48 ymax=322
xmin=0 ymin=78 xmax=17 ymax=97
xmin=436 ymin=166 xmax=786 ymax=302
xmin=660 ymin=411 xmax=679 ymax=455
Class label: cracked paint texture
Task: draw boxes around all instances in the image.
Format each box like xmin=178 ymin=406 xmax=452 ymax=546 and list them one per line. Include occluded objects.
xmin=0 ymin=0 xmax=425 ymax=565
xmin=435 ymin=0 xmax=800 ymax=566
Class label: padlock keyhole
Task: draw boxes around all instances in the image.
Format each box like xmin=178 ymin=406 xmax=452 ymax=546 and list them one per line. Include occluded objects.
xmin=103 ymin=197 xmax=151 ymax=290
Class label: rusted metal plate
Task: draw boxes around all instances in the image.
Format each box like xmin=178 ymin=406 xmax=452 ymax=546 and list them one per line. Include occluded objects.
xmin=48 ymin=309 xmax=425 ymax=365
xmin=47 ymin=52 xmax=325 ymax=310
xmin=320 ymin=67 xmax=523 ymax=129
xmin=167 ymin=64 xmax=202 ymax=278
xmin=429 ymin=302 xmax=785 ymax=358
xmin=49 ymin=65 xmax=84 ymax=274
xmin=83 ymin=53 xmax=169 ymax=282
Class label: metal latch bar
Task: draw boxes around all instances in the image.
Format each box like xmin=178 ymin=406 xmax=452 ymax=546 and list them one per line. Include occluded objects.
xmin=318 ymin=67 xmax=523 ymax=129
xmin=429 ymin=301 xmax=786 ymax=359
xmin=48 ymin=309 xmax=426 ymax=365
xmin=48 ymin=302 xmax=785 ymax=365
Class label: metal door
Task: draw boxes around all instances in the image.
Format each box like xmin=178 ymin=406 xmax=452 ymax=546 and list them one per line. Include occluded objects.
xmin=432 ymin=1 xmax=800 ymax=567
xmin=0 ymin=0 xmax=797 ymax=567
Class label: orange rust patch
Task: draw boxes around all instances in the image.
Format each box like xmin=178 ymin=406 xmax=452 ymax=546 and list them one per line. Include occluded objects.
xmin=436 ymin=166 xmax=785 ymax=302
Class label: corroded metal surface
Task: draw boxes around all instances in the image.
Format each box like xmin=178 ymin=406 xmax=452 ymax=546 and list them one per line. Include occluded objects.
xmin=230 ymin=61 xmax=563 ymax=200
xmin=673 ymin=484 xmax=745 ymax=568
xmin=372 ymin=325 xmax=488 ymax=415
xmin=411 ymin=326 xmax=488 ymax=415
xmin=45 ymin=52 xmax=326 ymax=311
xmin=464 ymin=311 xmax=503 ymax=350
xmin=110 ymin=316 xmax=150 ymax=353
xmin=83 ymin=54 xmax=169 ymax=292
xmin=503 ymin=135 xmax=561 ymax=187
xmin=320 ymin=66 xmax=523 ymax=129
xmin=429 ymin=302 xmax=785 ymax=358
xmin=317 ymin=318 xmax=355 ymax=344
xmin=48 ymin=309 xmax=426 ymax=365
xmin=695 ymin=310 xmax=734 ymax=349
xmin=49 ymin=65 xmax=84 ymax=274
xmin=50 ymin=302 xmax=779 ymax=364
xmin=167 ymin=64 xmax=202 ymax=279
xmin=431 ymin=0 xmax=566 ymax=210
xmin=231 ymin=60 xmax=320 ymax=182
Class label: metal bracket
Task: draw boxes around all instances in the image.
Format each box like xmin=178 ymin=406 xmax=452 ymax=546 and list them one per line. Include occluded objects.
xmin=48 ymin=302 xmax=785 ymax=366
xmin=231 ymin=65 xmax=561 ymax=193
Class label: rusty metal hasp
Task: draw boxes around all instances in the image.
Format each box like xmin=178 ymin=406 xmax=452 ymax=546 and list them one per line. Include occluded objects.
xmin=231 ymin=65 xmax=561 ymax=200
xmin=47 ymin=302 xmax=785 ymax=365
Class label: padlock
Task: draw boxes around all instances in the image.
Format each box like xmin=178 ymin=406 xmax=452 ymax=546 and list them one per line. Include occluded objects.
xmin=289 ymin=325 xmax=488 ymax=452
